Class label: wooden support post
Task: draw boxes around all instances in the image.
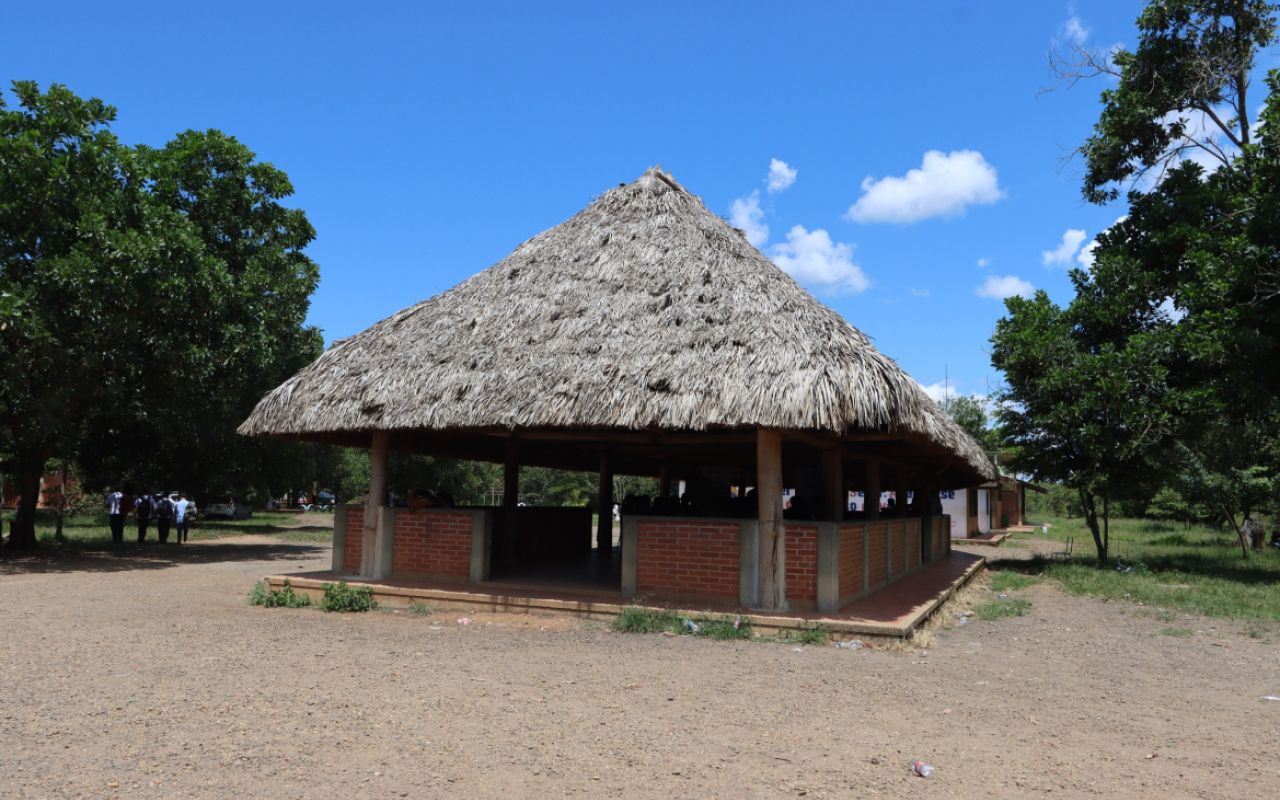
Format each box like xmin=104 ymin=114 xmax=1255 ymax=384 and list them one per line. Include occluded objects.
xmin=896 ymin=467 xmax=909 ymax=518
xmin=822 ymin=449 xmax=843 ymax=522
xmin=920 ymin=483 xmax=936 ymax=563
xmin=361 ymin=431 xmax=390 ymax=577
xmin=503 ymin=440 xmax=519 ymax=563
xmin=864 ymin=459 xmax=881 ymax=521
xmin=659 ymin=463 xmax=671 ymax=499
xmin=597 ymin=453 xmax=613 ymax=555
xmin=757 ymin=428 xmax=787 ymax=610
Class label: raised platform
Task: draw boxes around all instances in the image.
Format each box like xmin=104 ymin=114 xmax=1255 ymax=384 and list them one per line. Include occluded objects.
xmin=262 ymin=551 xmax=984 ymax=641
xmin=953 ymin=530 xmax=1011 ymax=547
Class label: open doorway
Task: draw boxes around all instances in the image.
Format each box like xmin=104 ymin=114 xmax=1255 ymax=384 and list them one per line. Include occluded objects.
xmin=486 ymin=506 xmax=621 ymax=593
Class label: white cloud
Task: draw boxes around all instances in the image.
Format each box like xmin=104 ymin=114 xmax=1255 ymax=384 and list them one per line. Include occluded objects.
xmin=846 ymin=150 xmax=1005 ymax=224
xmin=917 ymin=381 xmax=989 ymax=408
xmin=1042 ymin=229 xmax=1088 ymax=267
xmin=976 ymin=274 xmax=1035 ymax=300
xmin=766 ymin=158 xmax=797 ymax=193
xmin=910 ymin=287 xmax=931 ymax=297
xmin=977 ymin=257 xmax=990 ymax=268
xmin=769 ymin=225 xmax=870 ymax=293
xmin=729 ymin=190 xmax=768 ymax=248
xmin=917 ymin=381 xmax=950 ymax=402
xmin=1063 ymin=15 xmax=1090 ymax=43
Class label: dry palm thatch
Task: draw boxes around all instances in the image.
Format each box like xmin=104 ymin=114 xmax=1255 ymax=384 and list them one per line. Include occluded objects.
xmin=240 ymin=167 xmax=995 ymax=481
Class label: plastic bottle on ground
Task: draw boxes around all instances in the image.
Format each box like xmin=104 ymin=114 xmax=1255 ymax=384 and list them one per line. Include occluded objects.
xmin=912 ymin=761 xmax=934 ymax=778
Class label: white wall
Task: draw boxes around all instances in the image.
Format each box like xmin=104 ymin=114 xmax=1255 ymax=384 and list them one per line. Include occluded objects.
xmin=939 ymin=489 xmax=967 ymax=538
xmin=977 ymin=488 xmax=991 ymax=534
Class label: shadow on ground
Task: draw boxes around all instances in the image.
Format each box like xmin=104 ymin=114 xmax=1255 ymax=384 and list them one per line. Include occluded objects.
xmin=0 ymin=539 xmax=328 ymax=576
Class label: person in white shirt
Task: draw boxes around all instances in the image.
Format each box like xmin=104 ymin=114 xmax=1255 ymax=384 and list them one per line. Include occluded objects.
xmin=174 ymin=494 xmax=192 ymax=543
xmin=106 ymin=489 xmax=125 ymax=545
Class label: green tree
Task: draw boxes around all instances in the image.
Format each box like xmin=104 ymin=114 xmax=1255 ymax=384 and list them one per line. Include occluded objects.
xmin=938 ymin=394 xmax=998 ymax=452
xmin=0 ymin=82 xmax=322 ymax=546
xmin=1040 ymin=0 xmax=1280 ymax=554
xmin=991 ymin=290 xmax=1172 ymax=562
xmin=518 ymin=467 xmax=597 ymax=507
xmin=1047 ymin=0 xmax=1278 ymax=203
xmin=0 ymin=82 xmax=216 ymax=548
xmin=74 ymin=127 xmax=321 ymax=502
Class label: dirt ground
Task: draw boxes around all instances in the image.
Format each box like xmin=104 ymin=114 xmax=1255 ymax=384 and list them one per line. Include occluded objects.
xmin=3 ymin=534 xmax=1279 ymax=800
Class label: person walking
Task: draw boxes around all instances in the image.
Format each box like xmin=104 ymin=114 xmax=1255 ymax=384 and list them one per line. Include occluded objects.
xmin=155 ymin=492 xmax=176 ymax=544
xmin=106 ymin=489 xmax=125 ymax=545
xmin=174 ymin=493 xmax=192 ymax=543
xmin=135 ymin=491 xmax=153 ymax=543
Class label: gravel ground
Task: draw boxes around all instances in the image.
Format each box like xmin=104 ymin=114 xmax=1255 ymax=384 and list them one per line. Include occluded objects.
xmin=3 ymin=535 xmax=1279 ymax=799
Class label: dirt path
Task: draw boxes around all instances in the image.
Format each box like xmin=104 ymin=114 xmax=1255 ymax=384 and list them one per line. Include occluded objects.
xmin=2 ymin=538 xmax=1278 ymax=799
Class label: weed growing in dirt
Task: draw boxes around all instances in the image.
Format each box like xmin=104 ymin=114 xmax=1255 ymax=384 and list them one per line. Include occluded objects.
xmin=694 ymin=614 xmax=753 ymax=641
xmin=781 ymin=626 xmax=832 ymax=645
xmin=990 ymin=571 xmax=1040 ymax=592
xmin=611 ymin=606 xmax=681 ymax=633
xmin=974 ymin=597 xmax=1031 ymax=619
xmin=408 ymin=600 xmax=434 ymax=616
xmin=320 ymin=581 xmax=378 ymax=612
xmin=248 ymin=579 xmax=312 ymax=608
xmin=610 ymin=607 xmax=753 ymax=640
xmin=1159 ymin=627 xmax=1194 ymax=637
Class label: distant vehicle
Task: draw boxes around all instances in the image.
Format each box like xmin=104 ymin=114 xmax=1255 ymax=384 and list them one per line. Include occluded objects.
xmin=205 ymin=497 xmax=252 ymax=521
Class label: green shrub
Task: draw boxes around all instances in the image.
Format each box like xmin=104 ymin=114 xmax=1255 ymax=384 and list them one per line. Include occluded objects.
xmin=320 ymin=581 xmax=378 ymax=612
xmin=248 ymin=578 xmax=312 ymax=609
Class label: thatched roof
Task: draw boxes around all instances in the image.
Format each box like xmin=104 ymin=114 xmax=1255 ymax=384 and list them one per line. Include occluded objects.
xmin=240 ymin=167 xmax=995 ymax=482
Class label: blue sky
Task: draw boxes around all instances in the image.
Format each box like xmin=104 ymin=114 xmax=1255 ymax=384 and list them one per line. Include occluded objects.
xmin=5 ymin=1 xmax=1154 ymax=400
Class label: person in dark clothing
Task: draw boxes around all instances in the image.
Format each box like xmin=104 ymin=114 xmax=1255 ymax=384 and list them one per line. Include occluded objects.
xmin=135 ymin=492 xmax=153 ymax=543
xmin=155 ymin=493 xmax=175 ymax=543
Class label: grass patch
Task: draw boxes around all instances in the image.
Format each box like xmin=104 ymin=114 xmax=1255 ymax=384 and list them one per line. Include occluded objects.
xmin=1159 ymin=627 xmax=1194 ymax=637
xmin=973 ymin=597 xmax=1032 ymax=619
xmin=409 ymin=600 xmax=434 ymax=616
xmin=610 ymin=606 xmax=753 ymax=640
xmin=990 ymin=571 xmax=1040 ymax=592
xmin=7 ymin=509 xmax=331 ymax=550
xmin=248 ymin=578 xmax=312 ymax=608
xmin=319 ymin=581 xmax=378 ymax=612
xmin=1001 ymin=515 xmax=1280 ymax=622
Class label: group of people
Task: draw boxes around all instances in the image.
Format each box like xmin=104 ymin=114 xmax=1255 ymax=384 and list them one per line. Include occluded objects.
xmin=105 ymin=490 xmax=196 ymax=545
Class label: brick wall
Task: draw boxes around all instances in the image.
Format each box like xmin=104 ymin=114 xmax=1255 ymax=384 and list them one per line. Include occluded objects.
xmin=342 ymin=506 xmax=365 ymax=575
xmin=784 ymin=525 xmax=818 ymax=602
xmin=391 ymin=511 xmax=472 ymax=581
xmin=838 ymin=523 xmax=864 ymax=602
xmin=867 ymin=522 xmax=887 ymax=588
xmin=636 ymin=519 xmax=740 ymax=601
xmin=889 ymin=520 xmax=907 ymax=578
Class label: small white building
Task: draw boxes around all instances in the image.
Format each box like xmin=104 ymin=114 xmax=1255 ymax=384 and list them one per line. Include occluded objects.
xmin=940 ymin=485 xmax=999 ymax=538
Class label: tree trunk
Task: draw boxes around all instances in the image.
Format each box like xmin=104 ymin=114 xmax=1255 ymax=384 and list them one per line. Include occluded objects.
xmin=54 ymin=460 xmax=68 ymax=543
xmin=5 ymin=469 xmax=43 ymax=550
xmin=1102 ymin=493 xmax=1110 ymax=564
xmin=1079 ymin=486 xmax=1106 ymax=563
xmin=1221 ymin=503 xmax=1249 ymax=560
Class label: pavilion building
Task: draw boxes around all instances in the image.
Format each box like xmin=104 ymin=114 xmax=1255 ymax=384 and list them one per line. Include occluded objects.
xmin=239 ymin=167 xmax=996 ymax=613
